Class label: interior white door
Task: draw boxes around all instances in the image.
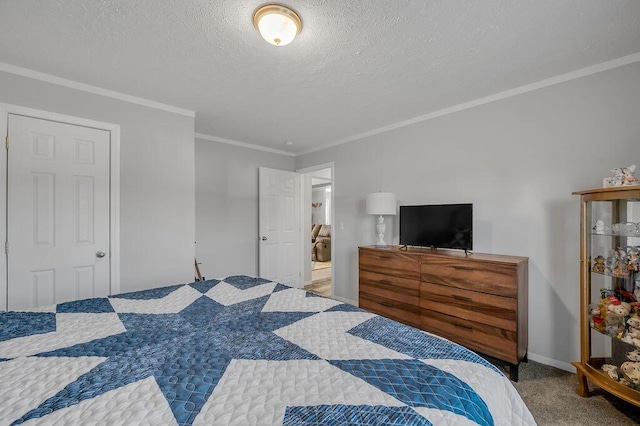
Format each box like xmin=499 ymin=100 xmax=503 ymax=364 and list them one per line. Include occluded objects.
xmin=258 ymin=167 xmax=301 ymax=287
xmin=7 ymin=114 xmax=111 ymax=310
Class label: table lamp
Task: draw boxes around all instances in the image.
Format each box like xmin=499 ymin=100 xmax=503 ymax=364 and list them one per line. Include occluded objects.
xmin=366 ymin=192 xmax=397 ymax=247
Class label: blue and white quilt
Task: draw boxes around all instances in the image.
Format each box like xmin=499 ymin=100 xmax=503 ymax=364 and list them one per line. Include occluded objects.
xmin=0 ymin=275 xmax=535 ymax=425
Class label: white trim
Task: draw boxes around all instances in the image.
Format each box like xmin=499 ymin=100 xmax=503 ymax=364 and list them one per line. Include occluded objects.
xmin=195 ymin=132 xmax=296 ymax=157
xmin=332 ymin=295 xmax=357 ymax=306
xmin=0 ymin=107 xmax=7 ymax=311
xmin=527 ymin=352 xmax=575 ymax=373
xmin=0 ymin=102 xmax=121 ymax=310
xmin=296 ymin=162 xmax=335 ymax=299
xmin=297 ymin=51 xmax=640 ymax=156
xmin=0 ymin=62 xmax=195 ymax=118
xmin=109 ymin=126 xmax=121 ymax=297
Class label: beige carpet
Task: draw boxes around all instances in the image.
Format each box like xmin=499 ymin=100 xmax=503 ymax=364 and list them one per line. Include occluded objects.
xmin=304 ymin=266 xmax=332 ymax=298
xmin=313 ymin=261 xmax=331 ymax=270
xmin=512 ymin=360 xmax=639 ymax=425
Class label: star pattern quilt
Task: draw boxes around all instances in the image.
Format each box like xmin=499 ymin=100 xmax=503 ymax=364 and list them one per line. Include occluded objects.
xmin=0 ymin=275 xmax=536 ymax=425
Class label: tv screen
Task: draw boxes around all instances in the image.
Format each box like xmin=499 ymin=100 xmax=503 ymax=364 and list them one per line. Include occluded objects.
xmin=399 ymin=204 xmax=473 ymax=250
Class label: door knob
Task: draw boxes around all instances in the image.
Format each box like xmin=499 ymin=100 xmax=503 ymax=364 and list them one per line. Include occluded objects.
xmin=261 ymin=236 xmax=267 ymax=241
xmin=96 ymin=251 xmax=106 ymax=258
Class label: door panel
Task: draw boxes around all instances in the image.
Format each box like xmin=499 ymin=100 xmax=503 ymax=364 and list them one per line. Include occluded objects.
xmin=258 ymin=167 xmax=301 ymax=287
xmin=7 ymin=114 xmax=110 ymax=310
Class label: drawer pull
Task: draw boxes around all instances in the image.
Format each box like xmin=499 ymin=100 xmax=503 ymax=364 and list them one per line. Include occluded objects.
xmin=453 ymin=295 xmax=473 ymax=302
xmin=379 ymin=301 xmax=395 ymax=307
xmin=452 ymin=265 xmax=474 ymax=271
xmin=454 ymin=323 xmax=473 ymax=331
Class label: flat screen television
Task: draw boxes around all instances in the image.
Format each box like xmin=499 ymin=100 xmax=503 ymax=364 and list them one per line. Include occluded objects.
xmin=399 ymin=203 xmax=473 ymax=251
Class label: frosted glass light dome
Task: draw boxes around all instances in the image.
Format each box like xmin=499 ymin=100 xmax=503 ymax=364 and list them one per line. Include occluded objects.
xmin=253 ymin=4 xmax=302 ymax=47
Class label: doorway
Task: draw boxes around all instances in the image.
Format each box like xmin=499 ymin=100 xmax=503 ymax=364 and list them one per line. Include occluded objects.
xmin=298 ymin=164 xmax=333 ymax=298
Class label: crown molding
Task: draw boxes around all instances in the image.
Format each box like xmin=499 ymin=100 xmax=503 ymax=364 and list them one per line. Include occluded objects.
xmin=4 ymin=49 xmax=638 ymax=157
xmin=297 ymin=51 xmax=640 ymax=156
xmin=0 ymin=62 xmax=195 ymax=118
xmin=195 ymin=133 xmax=296 ymax=157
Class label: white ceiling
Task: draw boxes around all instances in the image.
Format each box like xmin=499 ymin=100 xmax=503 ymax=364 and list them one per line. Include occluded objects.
xmin=1 ymin=1 xmax=640 ymax=154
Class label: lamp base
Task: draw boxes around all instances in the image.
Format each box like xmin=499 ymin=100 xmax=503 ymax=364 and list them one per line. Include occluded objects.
xmin=375 ymin=215 xmax=388 ymax=246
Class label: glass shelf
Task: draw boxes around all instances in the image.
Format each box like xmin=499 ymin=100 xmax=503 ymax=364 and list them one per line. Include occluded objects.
xmin=590 ymin=270 xmax=636 ymax=280
xmin=589 ymin=324 xmax=640 ymax=350
xmin=590 ymin=232 xmax=640 ymax=237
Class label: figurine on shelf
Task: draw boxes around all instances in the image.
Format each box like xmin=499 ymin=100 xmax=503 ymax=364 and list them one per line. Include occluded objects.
xmin=622 ymin=313 xmax=640 ymax=347
xmin=589 ymin=303 xmax=606 ymax=331
xmin=623 ymin=164 xmax=639 ymax=186
xmin=628 ymin=247 xmax=640 ymax=272
xmin=609 ymin=247 xmax=630 ymax=277
xmin=615 ymin=288 xmax=638 ymax=304
xmin=622 ymin=318 xmax=640 ymax=342
xmin=609 ymin=301 xmax=632 ymax=317
xmin=592 ymin=220 xmax=608 ymax=234
xmin=601 ymin=364 xmax=619 ymax=380
xmin=627 ymin=350 xmax=640 ymax=362
xmin=606 ymin=315 xmax=626 ymax=336
xmin=627 ymin=313 xmax=640 ymax=331
xmin=621 ymin=361 xmax=640 ymax=386
xmin=604 ymin=164 xmax=640 ymax=187
xmin=600 ymin=288 xmax=615 ymax=300
xmin=592 ymin=255 xmax=606 ymax=273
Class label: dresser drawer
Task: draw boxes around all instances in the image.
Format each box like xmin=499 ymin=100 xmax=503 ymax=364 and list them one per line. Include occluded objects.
xmin=359 ymin=248 xmax=420 ymax=280
xmin=421 ymin=309 xmax=518 ymax=364
xmin=360 ymin=270 xmax=420 ymax=306
xmin=421 ymin=257 xmax=518 ymax=298
xmin=359 ymin=293 xmax=421 ymax=329
xmin=420 ymin=282 xmax=517 ymax=331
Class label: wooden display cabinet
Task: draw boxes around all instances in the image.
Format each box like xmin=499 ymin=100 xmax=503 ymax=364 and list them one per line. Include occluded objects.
xmin=572 ymin=186 xmax=640 ymax=406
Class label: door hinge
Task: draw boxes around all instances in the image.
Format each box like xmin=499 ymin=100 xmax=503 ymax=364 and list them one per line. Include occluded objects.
xmin=5 ymin=135 xmax=8 ymax=150
xmin=4 ymin=241 xmax=8 ymax=255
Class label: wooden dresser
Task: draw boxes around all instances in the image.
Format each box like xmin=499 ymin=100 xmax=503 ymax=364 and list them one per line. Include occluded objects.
xmin=358 ymin=246 xmax=528 ymax=381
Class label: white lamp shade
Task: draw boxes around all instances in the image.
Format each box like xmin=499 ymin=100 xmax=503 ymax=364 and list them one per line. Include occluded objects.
xmin=366 ymin=192 xmax=397 ymax=215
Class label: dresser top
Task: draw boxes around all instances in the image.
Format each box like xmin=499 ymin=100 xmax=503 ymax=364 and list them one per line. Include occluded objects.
xmin=359 ymin=245 xmax=528 ymax=265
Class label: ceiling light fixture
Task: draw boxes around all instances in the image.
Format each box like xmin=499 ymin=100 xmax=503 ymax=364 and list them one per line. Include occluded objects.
xmin=253 ymin=4 xmax=302 ymax=47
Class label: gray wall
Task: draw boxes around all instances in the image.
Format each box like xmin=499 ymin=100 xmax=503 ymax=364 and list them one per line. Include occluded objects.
xmin=194 ymin=138 xmax=295 ymax=280
xmin=312 ymin=187 xmax=330 ymax=225
xmin=0 ymin=71 xmax=196 ymax=293
xmin=295 ymin=61 xmax=640 ymax=369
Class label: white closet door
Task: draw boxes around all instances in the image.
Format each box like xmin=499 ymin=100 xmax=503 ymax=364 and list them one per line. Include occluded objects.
xmin=7 ymin=114 xmax=111 ymax=310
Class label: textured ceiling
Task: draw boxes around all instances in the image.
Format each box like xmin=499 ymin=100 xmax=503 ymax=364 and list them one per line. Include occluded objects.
xmin=1 ymin=1 xmax=640 ymax=154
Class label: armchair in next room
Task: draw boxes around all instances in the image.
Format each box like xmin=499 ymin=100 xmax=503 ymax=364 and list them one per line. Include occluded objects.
xmin=311 ymin=224 xmax=331 ymax=262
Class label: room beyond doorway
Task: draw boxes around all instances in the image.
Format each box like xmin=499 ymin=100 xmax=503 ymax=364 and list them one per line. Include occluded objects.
xmin=298 ymin=164 xmax=333 ymax=299
xmin=305 ymin=260 xmax=331 ymax=297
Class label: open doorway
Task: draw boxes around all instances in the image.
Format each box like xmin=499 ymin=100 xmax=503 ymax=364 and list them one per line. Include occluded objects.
xmin=298 ymin=165 xmax=333 ymax=298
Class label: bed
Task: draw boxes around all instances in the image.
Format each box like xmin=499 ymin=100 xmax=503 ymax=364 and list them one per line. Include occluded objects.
xmin=0 ymin=275 xmax=535 ymax=425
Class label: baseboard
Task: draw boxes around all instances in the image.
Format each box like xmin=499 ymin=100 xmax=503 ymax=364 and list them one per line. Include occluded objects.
xmin=527 ymin=352 xmax=575 ymax=373
xmin=331 ymin=295 xmax=358 ymax=306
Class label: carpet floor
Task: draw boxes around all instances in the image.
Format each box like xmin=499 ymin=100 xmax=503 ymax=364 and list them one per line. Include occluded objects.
xmin=304 ymin=265 xmax=332 ymax=298
xmin=313 ymin=261 xmax=331 ymax=270
xmin=511 ymin=360 xmax=639 ymax=425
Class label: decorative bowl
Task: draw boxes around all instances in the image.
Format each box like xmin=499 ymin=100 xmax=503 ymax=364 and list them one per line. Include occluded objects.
xmin=612 ymin=222 xmax=639 ymax=237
